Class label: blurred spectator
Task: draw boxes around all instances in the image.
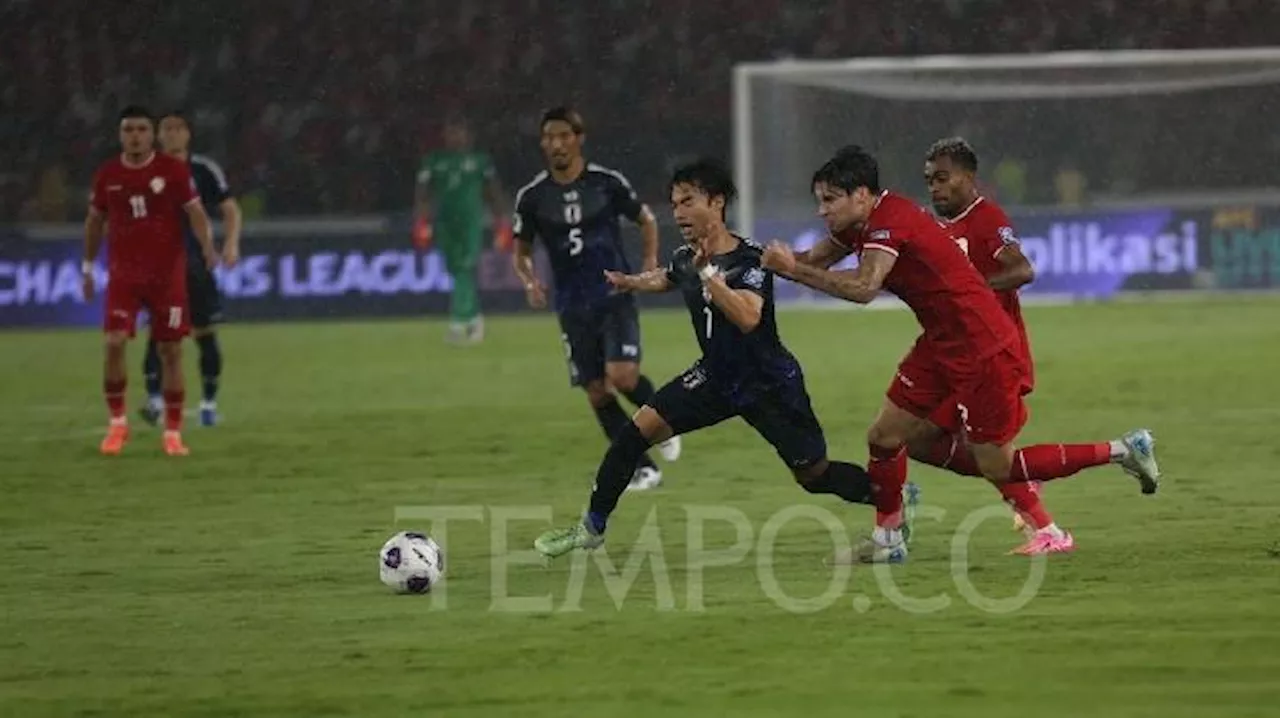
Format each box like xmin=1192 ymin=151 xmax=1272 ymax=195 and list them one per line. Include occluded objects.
xmin=1 ymin=0 xmax=1276 ymax=220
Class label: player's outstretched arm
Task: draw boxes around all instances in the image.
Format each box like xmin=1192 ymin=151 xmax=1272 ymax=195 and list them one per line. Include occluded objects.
xmin=765 ymin=241 xmax=894 ymax=304
xmin=634 ymin=206 xmax=660 ymax=272
xmin=796 ymin=234 xmax=851 ymax=270
xmin=605 ymin=268 xmax=671 ymax=294
xmin=989 ymin=244 xmax=1035 ymax=291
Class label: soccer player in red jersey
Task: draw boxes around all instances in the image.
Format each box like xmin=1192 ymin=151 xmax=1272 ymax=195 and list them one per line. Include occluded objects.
xmin=762 ymin=146 xmax=1160 ymax=562
xmin=907 ymin=137 xmax=1161 ymax=552
xmin=82 ymin=106 xmax=218 ymax=456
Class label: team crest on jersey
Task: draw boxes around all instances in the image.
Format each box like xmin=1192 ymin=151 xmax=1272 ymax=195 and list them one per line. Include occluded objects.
xmin=150 ymin=176 xmax=166 ymax=194
xmin=742 ymin=267 xmax=765 ymax=289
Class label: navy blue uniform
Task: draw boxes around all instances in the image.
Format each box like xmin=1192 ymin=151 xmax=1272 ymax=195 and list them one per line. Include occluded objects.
xmin=650 ymin=238 xmax=827 ymax=469
xmin=513 ymin=163 xmax=645 ymax=386
xmin=185 ymin=154 xmax=232 ymax=327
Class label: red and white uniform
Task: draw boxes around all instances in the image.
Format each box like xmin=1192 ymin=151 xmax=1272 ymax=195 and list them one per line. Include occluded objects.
xmin=90 ymin=153 xmax=199 ymax=341
xmin=831 ymin=191 xmax=1026 ymax=445
xmin=944 ymin=196 xmax=1033 ymax=391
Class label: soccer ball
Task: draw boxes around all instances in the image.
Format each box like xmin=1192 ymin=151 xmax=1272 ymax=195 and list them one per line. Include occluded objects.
xmin=379 ymin=531 xmax=445 ymax=594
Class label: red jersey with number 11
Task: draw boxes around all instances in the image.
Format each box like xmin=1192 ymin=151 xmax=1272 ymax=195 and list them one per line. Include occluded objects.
xmin=90 ymin=153 xmax=199 ymax=283
xmin=831 ymin=191 xmax=1016 ymax=372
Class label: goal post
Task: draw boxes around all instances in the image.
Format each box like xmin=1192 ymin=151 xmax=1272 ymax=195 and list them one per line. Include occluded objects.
xmin=731 ymin=47 xmax=1280 ymax=240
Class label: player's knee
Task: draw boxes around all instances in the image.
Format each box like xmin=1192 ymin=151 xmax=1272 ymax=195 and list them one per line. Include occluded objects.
xmin=972 ymin=446 xmax=1014 ymax=483
xmin=584 ymin=381 xmax=614 ymax=408
xmin=631 ymin=406 xmax=672 ymax=444
xmin=866 ymin=423 xmax=908 ymax=451
xmin=156 ymin=341 xmax=182 ymax=363
xmin=605 ymin=364 xmax=639 ymax=393
xmin=103 ymin=332 xmax=128 ymax=350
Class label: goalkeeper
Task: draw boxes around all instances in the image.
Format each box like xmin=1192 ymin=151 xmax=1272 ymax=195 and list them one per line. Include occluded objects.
xmin=413 ymin=117 xmax=512 ymax=343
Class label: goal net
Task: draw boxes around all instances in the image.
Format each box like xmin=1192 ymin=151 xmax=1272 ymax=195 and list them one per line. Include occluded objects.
xmin=732 ymin=48 xmax=1280 ymax=296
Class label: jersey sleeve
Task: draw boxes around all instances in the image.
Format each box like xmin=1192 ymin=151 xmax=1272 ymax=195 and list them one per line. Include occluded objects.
xmin=604 ymin=171 xmax=644 ymax=222
xmin=170 ymin=161 xmax=200 ymax=208
xmin=194 ymin=157 xmax=233 ymax=204
xmin=512 ymin=184 xmax=537 ymax=243
xmin=980 ymin=205 xmax=1020 ymax=259
xmin=89 ymin=167 xmax=108 ymax=214
xmin=727 ymin=258 xmax=769 ymax=298
xmin=862 ymin=209 xmax=911 ymax=258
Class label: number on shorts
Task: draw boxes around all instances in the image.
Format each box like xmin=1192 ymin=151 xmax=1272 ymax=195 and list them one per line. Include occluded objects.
xmin=129 ymin=195 xmax=147 ymax=219
xmin=703 ymin=305 xmax=713 ymax=339
xmin=167 ymin=307 xmax=183 ymax=329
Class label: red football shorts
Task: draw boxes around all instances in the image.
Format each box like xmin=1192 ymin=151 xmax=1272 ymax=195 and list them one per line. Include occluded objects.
xmin=103 ymin=273 xmax=190 ymax=341
xmin=887 ymin=341 xmax=1028 ymax=446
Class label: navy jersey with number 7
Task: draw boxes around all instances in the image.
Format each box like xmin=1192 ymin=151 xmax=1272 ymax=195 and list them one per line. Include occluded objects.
xmin=665 ymin=238 xmax=804 ymax=404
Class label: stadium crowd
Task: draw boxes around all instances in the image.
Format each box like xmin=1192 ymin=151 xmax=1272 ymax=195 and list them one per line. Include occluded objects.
xmin=3 ymin=0 xmax=1276 ymax=221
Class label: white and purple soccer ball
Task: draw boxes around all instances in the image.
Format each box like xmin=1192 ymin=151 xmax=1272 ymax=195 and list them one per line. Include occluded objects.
xmin=379 ymin=531 xmax=445 ymax=594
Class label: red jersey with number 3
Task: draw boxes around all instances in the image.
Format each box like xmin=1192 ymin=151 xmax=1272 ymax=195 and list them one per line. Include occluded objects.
xmin=90 ymin=153 xmax=199 ymax=283
xmin=944 ymin=196 xmax=1034 ymax=390
xmin=831 ymin=191 xmax=1016 ymax=372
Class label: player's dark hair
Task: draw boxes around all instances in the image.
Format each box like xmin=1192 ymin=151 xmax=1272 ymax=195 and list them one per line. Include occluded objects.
xmin=540 ymin=106 xmax=585 ymax=135
xmin=669 ymin=158 xmax=737 ymax=218
xmin=119 ymin=105 xmax=154 ymax=124
xmin=926 ymin=136 xmax=978 ymax=172
xmin=161 ymin=109 xmax=190 ymax=127
xmin=811 ymin=145 xmax=880 ymax=194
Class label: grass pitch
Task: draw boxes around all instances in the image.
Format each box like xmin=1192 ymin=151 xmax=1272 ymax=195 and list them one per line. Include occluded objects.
xmin=2 ymin=297 xmax=1278 ymax=717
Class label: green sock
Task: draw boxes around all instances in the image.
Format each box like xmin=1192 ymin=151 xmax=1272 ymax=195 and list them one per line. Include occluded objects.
xmin=451 ymin=270 xmax=479 ymax=324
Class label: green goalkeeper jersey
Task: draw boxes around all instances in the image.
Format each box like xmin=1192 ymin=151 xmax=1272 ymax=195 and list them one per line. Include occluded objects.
xmin=418 ymin=150 xmax=493 ymax=224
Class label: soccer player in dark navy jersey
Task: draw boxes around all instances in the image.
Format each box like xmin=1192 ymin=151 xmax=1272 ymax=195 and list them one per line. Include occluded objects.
xmin=512 ymin=107 xmax=680 ymax=490
xmin=140 ymin=111 xmax=242 ymax=428
xmin=533 ymin=159 xmax=889 ymax=559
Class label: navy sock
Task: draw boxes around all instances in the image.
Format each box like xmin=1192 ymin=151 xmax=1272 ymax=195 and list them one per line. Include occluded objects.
xmin=143 ymin=339 xmax=162 ymax=399
xmin=196 ymin=333 xmax=222 ymax=402
xmin=621 ymin=375 xmax=656 ymax=408
xmin=587 ymin=421 xmax=652 ymax=532
xmin=592 ymin=396 xmax=656 ymax=470
xmin=800 ymin=461 xmax=875 ymax=505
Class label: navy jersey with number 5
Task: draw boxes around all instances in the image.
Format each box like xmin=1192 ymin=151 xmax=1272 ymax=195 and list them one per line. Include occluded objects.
xmin=513 ymin=163 xmax=644 ymax=308
xmin=665 ymin=238 xmax=804 ymax=403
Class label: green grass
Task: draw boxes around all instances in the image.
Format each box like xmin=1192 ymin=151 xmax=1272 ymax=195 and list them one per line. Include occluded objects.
xmin=2 ymin=297 xmax=1279 ymax=717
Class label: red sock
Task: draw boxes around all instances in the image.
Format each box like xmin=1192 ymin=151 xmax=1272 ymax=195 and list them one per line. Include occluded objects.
xmin=913 ymin=435 xmax=982 ymax=477
xmin=868 ymin=444 xmax=907 ymax=528
xmin=1012 ymin=443 xmax=1110 ymax=482
xmin=163 ymin=390 xmax=184 ymax=432
xmin=999 ymin=481 xmax=1053 ymax=529
xmin=104 ymin=379 xmax=126 ymax=421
